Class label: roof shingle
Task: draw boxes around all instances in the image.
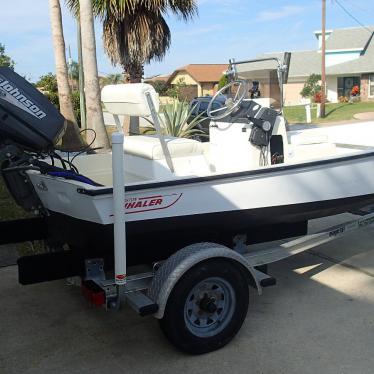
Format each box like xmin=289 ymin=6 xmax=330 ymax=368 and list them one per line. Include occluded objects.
xmin=168 ymin=64 xmax=228 ymax=84
xmin=323 ymin=26 xmax=374 ymax=50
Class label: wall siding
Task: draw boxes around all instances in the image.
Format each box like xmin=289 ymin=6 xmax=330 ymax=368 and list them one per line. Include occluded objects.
xmin=360 ymin=74 xmax=374 ymax=102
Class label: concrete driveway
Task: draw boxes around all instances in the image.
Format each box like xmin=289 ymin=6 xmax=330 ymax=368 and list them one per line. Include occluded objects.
xmin=0 ymin=214 xmax=373 ymax=374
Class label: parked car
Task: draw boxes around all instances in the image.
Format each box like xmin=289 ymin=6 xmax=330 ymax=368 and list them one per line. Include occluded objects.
xmin=188 ymin=95 xmax=226 ymax=140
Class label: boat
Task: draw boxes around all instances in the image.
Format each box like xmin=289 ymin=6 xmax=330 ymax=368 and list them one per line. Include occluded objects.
xmin=2 ymin=56 xmax=374 ymax=281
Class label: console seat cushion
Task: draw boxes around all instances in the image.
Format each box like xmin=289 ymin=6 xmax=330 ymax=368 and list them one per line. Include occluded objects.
xmin=124 ymin=135 xmax=204 ymax=160
xmin=290 ymin=133 xmax=328 ymax=145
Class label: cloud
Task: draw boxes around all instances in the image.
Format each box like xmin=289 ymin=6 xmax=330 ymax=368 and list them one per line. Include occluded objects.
xmin=257 ymin=5 xmax=306 ymax=22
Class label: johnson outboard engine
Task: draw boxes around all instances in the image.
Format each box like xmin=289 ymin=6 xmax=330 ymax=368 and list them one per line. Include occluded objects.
xmin=0 ymin=67 xmax=66 ymax=152
xmin=0 ymin=67 xmax=66 ymax=212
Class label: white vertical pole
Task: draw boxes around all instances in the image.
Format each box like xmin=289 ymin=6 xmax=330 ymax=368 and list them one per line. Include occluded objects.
xmin=112 ymin=130 xmax=126 ymax=286
xmin=316 ymin=103 xmax=321 ymax=118
xmin=305 ymin=104 xmax=312 ymax=124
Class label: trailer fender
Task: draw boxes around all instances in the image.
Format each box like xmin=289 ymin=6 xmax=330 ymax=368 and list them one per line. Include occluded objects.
xmin=147 ymin=242 xmax=261 ymax=319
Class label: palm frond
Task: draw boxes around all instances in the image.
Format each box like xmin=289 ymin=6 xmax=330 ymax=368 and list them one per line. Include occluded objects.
xmin=66 ymin=0 xmax=197 ymax=78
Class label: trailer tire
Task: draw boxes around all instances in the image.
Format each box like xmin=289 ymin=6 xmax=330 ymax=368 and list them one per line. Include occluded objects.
xmin=159 ymin=258 xmax=249 ymax=354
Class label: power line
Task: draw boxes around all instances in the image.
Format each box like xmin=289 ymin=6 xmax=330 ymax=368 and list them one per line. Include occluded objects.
xmin=333 ymin=0 xmax=373 ymax=34
xmin=342 ymin=0 xmax=374 ymax=17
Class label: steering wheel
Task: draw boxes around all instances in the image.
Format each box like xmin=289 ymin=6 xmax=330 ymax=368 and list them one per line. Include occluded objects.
xmin=207 ymin=80 xmax=251 ymax=120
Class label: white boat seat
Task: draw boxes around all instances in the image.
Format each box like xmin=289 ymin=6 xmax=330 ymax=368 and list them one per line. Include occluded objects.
xmin=124 ymin=135 xmax=204 ymax=160
xmin=290 ymin=134 xmax=328 ymax=145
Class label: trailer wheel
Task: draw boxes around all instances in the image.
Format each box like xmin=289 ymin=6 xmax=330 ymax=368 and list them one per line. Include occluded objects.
xmin=159 ymin=259 xmax=249 ymax=354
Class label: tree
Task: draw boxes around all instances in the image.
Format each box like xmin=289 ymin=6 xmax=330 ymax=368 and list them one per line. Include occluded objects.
xmin=49 ymin=0 xmax=85 ymax=150
xmin=79 ymin=0 xmax=110 ymax=150
xmin=218 ymin=74 xmax=228 ymax=89
xmin=166 ymin=77 xmax=187 ymax=100
xmin=36 ymin=73 xmax=59 ymax=106
xmin=149 ymin=80 xmax=168 ymax=96
xmin=69 ymin=60 xmax=80 ymax=81
xmin=36 ymin=73 xmax=81 ymax=123
xmin=101 ymin=73 xmax=123 ymax=86
xmin=67 ymin=0 xmax=197 ymax=133
xmin=300 ymin=74 xmax=321 ymax=100
xmin=0 ymin=44 xmax=15 ymax=69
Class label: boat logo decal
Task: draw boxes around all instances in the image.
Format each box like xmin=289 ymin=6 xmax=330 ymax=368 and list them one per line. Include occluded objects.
xmin=118 ymin=193 xmax=183 ymax=215
xmin=36 ymin=181 xmax=48 ymax=191
xmin=0 ymin=75 xmax=47 ymax=119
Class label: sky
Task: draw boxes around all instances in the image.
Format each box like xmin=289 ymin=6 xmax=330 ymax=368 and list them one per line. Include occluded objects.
xmin=1 ymin=0 xmax=374 ymax=82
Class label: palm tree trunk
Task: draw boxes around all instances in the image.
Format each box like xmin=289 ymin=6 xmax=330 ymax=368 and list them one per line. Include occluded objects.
xmin=48 ymin=0 xmax=84 ymax=150
xmin=127 ymin=63 xmax=144 ymax=135
xmin=79 ymin=0 xmax=110 ymax=150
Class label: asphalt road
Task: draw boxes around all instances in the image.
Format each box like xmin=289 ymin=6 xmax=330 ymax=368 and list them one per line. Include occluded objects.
xmin=0 ymin=214 xmax=373 ymax=374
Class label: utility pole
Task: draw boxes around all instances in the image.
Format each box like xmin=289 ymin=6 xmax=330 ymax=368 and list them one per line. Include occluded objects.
xmin=77 ymin=18 xmax=87 ymax=131
xmin=321 ymin=0 xmax=326 ymax=118
xmin=67 ymin=44 xmax=73 ymax=90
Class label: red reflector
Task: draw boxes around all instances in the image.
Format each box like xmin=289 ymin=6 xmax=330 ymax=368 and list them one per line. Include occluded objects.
xmin=81 ymin=281 xmax=105 ymax=306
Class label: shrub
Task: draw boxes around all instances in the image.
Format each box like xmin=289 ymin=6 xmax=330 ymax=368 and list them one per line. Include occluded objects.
xmin=144 ymin=100 xmax=207 ymax=139
xmin=339 ymin=96 xmax=349 ymax=103
xmin=36 ymin=73 xmax=82 ymax=126
xmin=300 ymin=74 xmax=321 ymax=99
xmin=150 ymin=80 xmax=168 ymax=95
xmin=218 ymin=74 xmax=229 ymax=89
xmin=166 ymin=77 xmax=187 ymax=99
xmin=314 ymin=91 xmax=322 ymax=103
xmin=351 ymin=85 xmax=360 ymax=96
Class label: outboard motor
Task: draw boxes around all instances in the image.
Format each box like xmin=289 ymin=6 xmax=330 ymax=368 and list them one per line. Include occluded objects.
xmin=0 ymin=67 xmax=66 ymax=152
xmin=0 ymin=68 xmax=66 ymax=212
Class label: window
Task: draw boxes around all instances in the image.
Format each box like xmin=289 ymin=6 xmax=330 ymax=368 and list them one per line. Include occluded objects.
xmin=337 ymin=76 xmax=360 ymax=98
xmin=369 ymin=75 xmax=374 ymax=98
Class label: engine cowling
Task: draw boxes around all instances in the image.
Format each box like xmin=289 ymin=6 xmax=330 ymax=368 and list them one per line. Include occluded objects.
xmin=0 ymin=67 xmax=66 ymax=152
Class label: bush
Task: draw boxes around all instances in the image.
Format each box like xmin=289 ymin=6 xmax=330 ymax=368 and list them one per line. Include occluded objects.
xmin=166 ymin=77 xmax=187 ymax=99
xmin=144 ymin=100 xmax=206 ymax=139
xmin=218 ymin=74 xmax=229 ymax=89
xmin=314 ymin=91 xmax=322 ymax=103
xmin=36 ymin=73 xmax=81 ymax=126
xmin=339 ymin=96 xmax=349 ymax=103
xmin=301 ymin=74 xmax=321 ymax=99
xmin=351 ymin=85 xmax=360 ymax=96
xmin=150 ymin=80 xmax=168 ymax=95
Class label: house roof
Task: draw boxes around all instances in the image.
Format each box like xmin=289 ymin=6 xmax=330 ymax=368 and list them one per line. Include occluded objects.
xmin=326 ymin=35 xmax=374 ymax=75
xmin=144 ymin=74 xmax=170 ymax=83
xmin=245 ymin=50 xmax=321 ymax=78
xmin=251 ymin=26 xmax=374 ymax=78
xmin=322 ymin=26 xmax=374 ymax=51
xmin=167 ymin=64 xmax=228 ymax=84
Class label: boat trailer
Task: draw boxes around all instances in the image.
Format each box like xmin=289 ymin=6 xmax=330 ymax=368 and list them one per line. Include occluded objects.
xmin=2 ymin=137 xmax=374 ymax=353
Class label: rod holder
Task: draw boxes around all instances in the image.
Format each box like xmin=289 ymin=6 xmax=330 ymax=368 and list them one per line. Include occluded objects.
xmin=112 ymin=131 xmax=127 ymax=285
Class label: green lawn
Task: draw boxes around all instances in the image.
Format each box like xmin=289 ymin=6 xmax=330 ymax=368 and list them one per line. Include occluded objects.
xmin=284 ymin=101 xmax=374 ymax=124
xmin=0 ymin=176 xmax=29 ymax=221
xmin=1 ymin=177 xmax=46 ymax=255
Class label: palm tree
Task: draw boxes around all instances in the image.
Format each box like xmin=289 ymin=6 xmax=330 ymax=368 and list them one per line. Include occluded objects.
xmin=101 ymin=73 xmax=123 ymax=86
xmin=79 ymin=0 xmax=110 ymax=150
xmin=49 ymin=0 xmax=85 ymax=150
xmin=67 ymin=0 xmax=197 ymax=133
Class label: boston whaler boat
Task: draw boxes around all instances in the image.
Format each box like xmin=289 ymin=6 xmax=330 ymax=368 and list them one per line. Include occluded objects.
xmin=2 ymin=55 xmax=374 ymax=353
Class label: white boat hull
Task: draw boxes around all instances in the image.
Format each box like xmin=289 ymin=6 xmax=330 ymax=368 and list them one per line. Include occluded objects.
xmin=29 ymin=150 xmax=374 ymax=226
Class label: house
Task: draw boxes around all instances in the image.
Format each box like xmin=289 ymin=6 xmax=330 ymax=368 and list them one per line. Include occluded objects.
xmin=143 ymin=74 xmax=170 ymax=84
xmin=165 ymin=64 xmax=228 ymax=101
xmin=257 ymin=26 xmax=374 ymax=105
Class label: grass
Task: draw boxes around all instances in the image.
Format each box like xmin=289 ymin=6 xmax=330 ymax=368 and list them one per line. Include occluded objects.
xmin=284 ymin=101 xmax=374 ymax=124
xmin=0 ymin=177 xmax=46 ymax=256
xmin=0 ymin=176 xmax=29 ymax=221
